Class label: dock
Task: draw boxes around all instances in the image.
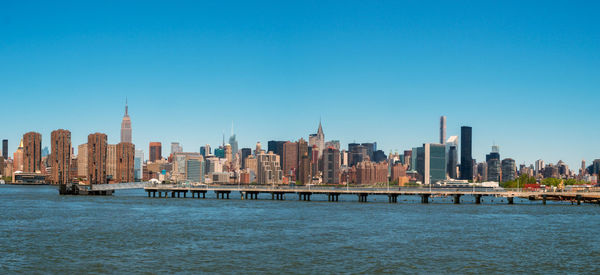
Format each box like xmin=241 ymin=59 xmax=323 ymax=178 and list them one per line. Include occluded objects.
xmin=143 ymin=185 xmax=600 ymax=205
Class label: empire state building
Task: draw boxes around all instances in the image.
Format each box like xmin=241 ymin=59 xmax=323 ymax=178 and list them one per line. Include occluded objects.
xmin=120 ymin=101 xmax=132 ymax=143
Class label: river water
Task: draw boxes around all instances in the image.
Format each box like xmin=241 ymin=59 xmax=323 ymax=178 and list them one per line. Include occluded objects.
xmin=1 ymin=185 xmax=599 ymax=274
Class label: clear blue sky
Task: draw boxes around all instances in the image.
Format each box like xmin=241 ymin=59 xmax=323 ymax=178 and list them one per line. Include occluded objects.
xmin=1 ymin=1 xmax=598 ymax=169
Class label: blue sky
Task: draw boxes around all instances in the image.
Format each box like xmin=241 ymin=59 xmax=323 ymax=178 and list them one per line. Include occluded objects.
xmin=1 ymin=1 xmax=598 ymax=169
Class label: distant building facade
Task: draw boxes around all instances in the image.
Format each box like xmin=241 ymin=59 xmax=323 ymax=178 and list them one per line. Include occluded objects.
xmin=257 ymin=152 xmax=282 ymax=185
xmin=322 ymin=147 xmax=340 ymax=184
xmin=23 ymin=132 xmax=42 ymax=173
xmin=115 ymin=142 xmax=135 ymax=183
xmin=149 ymin=142 xmax=162 ymax=162
xmin=87 ymin=133 xmax=108 ymax=185
xmin=77 ymin=144 xmax=88 ymax=179
xmin=50 ymin=129 xmax=71 ymax=185
xmin=501 ymin=158 xmax=516 ymax=182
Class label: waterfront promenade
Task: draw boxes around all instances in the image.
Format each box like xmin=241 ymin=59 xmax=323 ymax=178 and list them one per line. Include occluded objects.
xmin=141 ymin=184 xmax=600 ymax=205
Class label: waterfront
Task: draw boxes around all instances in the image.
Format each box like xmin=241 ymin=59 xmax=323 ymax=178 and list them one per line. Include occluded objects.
xmin=1 ymin=185 xmax=599 ymax=274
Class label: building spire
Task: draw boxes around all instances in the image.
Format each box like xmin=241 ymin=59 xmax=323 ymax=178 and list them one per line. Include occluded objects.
xmin=317 ymin=118 xmax=323 ymax=136
xmin=125 ymin=97 xmax=128 ymax=116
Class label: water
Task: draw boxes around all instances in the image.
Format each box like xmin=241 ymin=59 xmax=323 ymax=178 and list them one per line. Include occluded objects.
xmin=1 ymin=185 xmax=599 ymax=274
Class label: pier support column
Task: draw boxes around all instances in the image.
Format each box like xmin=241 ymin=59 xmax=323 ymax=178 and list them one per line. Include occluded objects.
xmin=542 ymin=195 xmax=547 ymax=205
xmin=475 ymin=194 xmax=482 ymax=204
xmin=507 ymin=197 xmax=514 ymax=205
xmin=453 ymin=194 xmax=461 ymax=204
xmin=576 ymin=195 xmax=582 ymax=205
xmin=358 ymin=194 xmax=367 ymax=202
xmin=420 ymin=194 xmax=430 ymax=204
xmin=153 ymin=191 xmax=156 ymax=198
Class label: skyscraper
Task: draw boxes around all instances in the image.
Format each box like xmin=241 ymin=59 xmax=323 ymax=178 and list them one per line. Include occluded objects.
xmin=361 ymin=142 xmax=377 ymax=161
xmin=240 ymin=148 xmax=252 ymax=169
xmin=308 ymin=120 xmax=325 ymax=156
xmin=257 ymin=152 xmax=282 ymax=185
xmin=134 ymin=149 xmax=144 ymax=180
xmin=501 ymin=158 xmax=516 ymax=182
xmin=200 ymin=144 xmax=211 ymax=157
xmin=446 ymin=136 xmax=458 ymax=179
xmin=107 ymin=144 xmax=117 ymax=180
xmin=322 ymin=147 xmax=340 ymax=184
xmin=2 ymin=139 xmax=7 ymax=160
xmin=50 ymin=129 xmax=71 ymax=185
xmin=228 ymin=122 xmax=238 ymax=155
xmin=186 ymin=158 xmax=204 ymax=183
xmin=267 ymin=140 xmax=286 ymax=164
xmin=460 ymin=126 xmax=473 ymax=181
xmin=77 ymin=144 xmax=88 ymax=178
xmin=487 ymin=159 xmax=501 ymax=182
xmin=282 ymin=141 xmax=298 ymax=179
xmin=116 ymin=142 xmax=135 ymax=183
xmin=120 ymin=100 xmax=132 ymax=143
xmin=23 ymin=132 xmax=42 ymax=173
xmin=418 ymin=143 xmax=446 ymax=185
xmin=149 ymin=142 xmax=162 ymax=162
xmin=224 ymin=144 xmax=232 ymax=163
xmin=440 ymin=116 xmax=446 ymax=144
xmin=297 ymin=138 xmax=310 ymax=184
xmin=171 ymin=142 xmax=182 ymax=155
xmin=88 ymin=133 xmax=108 ymax=185
xmin=535 ymin=159 xmax=544 ymax=176
xmin=13 ymin=140 xmax=24 ymax=175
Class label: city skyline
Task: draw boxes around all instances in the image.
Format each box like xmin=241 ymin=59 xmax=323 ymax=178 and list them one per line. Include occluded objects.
xmin=0 ymin=108 xmax=593 ymax=170
xmin=1 ymin=1 xmax=599 ymax=169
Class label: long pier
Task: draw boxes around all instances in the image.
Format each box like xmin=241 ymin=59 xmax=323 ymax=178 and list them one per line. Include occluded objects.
xmin=143 ymin=185 xmax=600 ymax=205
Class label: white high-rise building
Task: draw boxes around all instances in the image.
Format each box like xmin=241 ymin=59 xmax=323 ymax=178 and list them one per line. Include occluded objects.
xmin=134 ymin=150 xmax=144 ymax=180
xmin=171 ymin=142 xmax=183 ymax=155
xmin=535 ymin=159 xmax=545 ymax=175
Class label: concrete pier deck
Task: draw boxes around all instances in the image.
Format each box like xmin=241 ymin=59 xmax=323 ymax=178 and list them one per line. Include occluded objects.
xmin=143 ymin=185 xmax=600 ymax=204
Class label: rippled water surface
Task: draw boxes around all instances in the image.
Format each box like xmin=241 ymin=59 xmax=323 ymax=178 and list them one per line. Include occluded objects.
xmin=1 ymin=185 xmax=599 ymax=274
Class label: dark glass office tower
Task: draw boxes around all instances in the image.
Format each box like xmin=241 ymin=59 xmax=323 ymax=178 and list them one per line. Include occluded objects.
xmin=447 ymin=145 xmax=458 ymax=178
xmin=460 ymin=126 xmax=473 ymax=180
xmin=2 ymin=139 xmax=7 ymax=160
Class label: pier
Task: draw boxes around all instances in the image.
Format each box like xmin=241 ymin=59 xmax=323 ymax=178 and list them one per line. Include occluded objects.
xmin=141 ymin=184 xmax=600 ymax=205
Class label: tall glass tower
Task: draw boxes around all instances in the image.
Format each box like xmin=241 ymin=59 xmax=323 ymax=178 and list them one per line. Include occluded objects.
xmin=460 ymin=126 xmax=473 ymax=180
